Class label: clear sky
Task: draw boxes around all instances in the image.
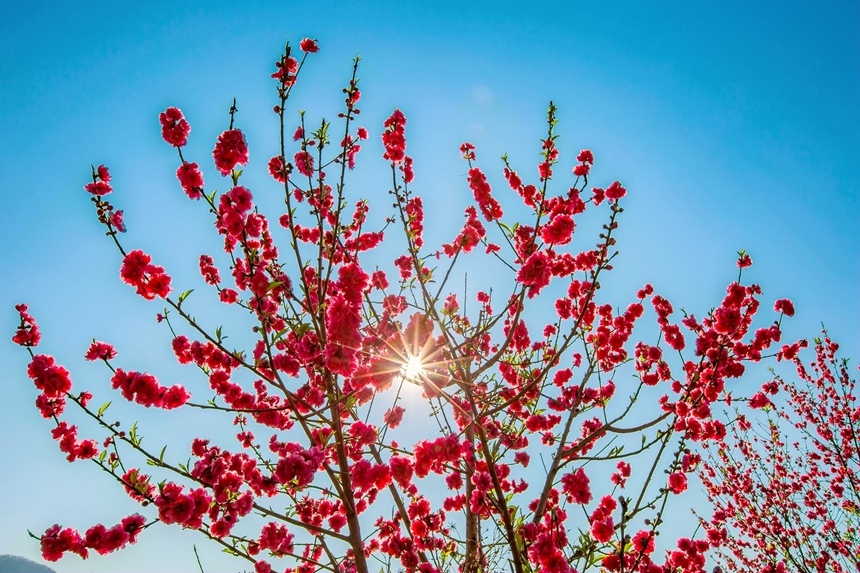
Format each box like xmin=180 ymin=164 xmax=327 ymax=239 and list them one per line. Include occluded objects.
xmin=1 ymin=1 xmax=858 ymax=571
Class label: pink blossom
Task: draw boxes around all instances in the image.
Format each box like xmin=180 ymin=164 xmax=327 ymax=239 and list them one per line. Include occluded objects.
xmin=213 ymin=129 xmax=249 ymax=175
xmin=159 ymin=107 xmax=190 ymax=147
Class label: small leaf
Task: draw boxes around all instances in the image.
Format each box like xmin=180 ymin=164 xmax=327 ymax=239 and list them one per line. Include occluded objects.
xmin=178 ymin=289 xmax=194 ymax=305
xmin=97 ymin=401 xmax=112 ymax=417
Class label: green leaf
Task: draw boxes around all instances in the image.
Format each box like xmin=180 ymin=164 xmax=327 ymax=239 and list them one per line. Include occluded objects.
xmin=178 ymin=289 xmax=194 ymax=305
xmin=608 ymin=445 xmax=624 ymax=457
xmin=129 ymin=421 xmax=142 ymax=446
xmin=158 ymin=445 xmax=167 ymax=465
xmin=97 ymin=401 xmax=111 ymax=417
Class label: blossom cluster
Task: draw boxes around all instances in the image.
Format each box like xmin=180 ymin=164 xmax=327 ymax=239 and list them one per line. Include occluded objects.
xmin=700 ymin=335 xmax=859 ymax=571
xmin=120 ymin=249 xmax=172 ymax=300
xmin=40 ymin=515 xmax=146 ymax=562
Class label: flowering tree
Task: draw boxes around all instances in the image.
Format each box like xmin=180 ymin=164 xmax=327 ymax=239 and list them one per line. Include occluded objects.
xmin=699 ymin=334 xmax=859 ymax=572
xmin=12 ymin=38 xmax=810 ymax=573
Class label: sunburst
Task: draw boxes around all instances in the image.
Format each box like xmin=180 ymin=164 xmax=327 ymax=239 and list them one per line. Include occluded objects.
xmin=400 ymin=354 xmax=427 ymax=383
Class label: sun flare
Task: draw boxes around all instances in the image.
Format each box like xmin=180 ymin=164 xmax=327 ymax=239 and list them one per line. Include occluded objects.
xmin=401 ymin=354 xmax=426 ymax=382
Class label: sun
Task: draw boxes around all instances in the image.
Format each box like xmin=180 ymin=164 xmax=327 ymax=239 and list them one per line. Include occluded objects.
xmin=401 ymin=354 xmax=426 ymax=382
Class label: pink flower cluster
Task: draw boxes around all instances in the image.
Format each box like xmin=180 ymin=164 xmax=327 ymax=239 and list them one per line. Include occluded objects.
xmin=154 ymin=482 xmax=211 ymax=528
xmin=300 ymin=38 xmax=319 ymax=53
xmin=215 ymin=185 xmax=256 ymax=250
xmin=84 ymin=340 xmax=117 ymax=361
xmin=382 ymin=109 xmax=407 ymax=163
xmin=84 ymin=165 xmax=112 ymax=196
xmin=27 ymin=354 xmax=71 ymax=399
xmin=119 ymin=249 xmax=172 ymax=300
xmin=51 ymin=420 xmax=98 ymax=461
xmin=442 ymin=206 xmax=486 ymax=257
xmin=572 ymin=149 xmax=594 ymax=177
xmin=213 ymin=129 xmax=249 ymax=175
xmin=324 ymin=263 xmax=369 ymax=376
xmin=177 ymin=161 xmax=205 ymax=199
xmin=12 ymin=303 xmax=40 ymax=346
xmin=591 ymin=181 xmax=626 ymax=205
xmin=467 ymin=167 xmax=503 ymax=222
xmin=40 ymin=515 xmax=145 ymax=561
xmin=159 ymin=107 xmax=190 ymax=147
xmin=110 ymin=368 xmax=190 ymax=409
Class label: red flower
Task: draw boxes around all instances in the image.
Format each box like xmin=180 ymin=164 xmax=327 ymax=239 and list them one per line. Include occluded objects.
xmin=384 ymin=406 xmax=405 ymax=428
xmin=268 ymin=155 xmax=289 ymax=182
xmin=294 ymin=150 xmax=314 ymax=177
xmin=176 ymin=162 xmax=204 ymax=199
xmin=299 ymin=38 xmax=319 ymax=53
xmin=577 ymin=149 xmax=594 ymax=164
xmin=540 ymin=214 xmax=574 ymax=245
xmin=85 ymin=341 xmax=117 ymax=361
xmin=667 ymin=471 xmax=688 ymax=494
xmin=84 ymin=165 xmax=113 ymax=195
xmin=220 ymin=288 xmax=239 ymax=304
xmin=516 ymin=251 xmax=552 ymax=296
xmin=84 ymin=181 xmax=112 ymax=196
xmin=259 ymin=522 xmax=295 ymax=555
xmin=97 ymin=165 xmax=111 ymax=182
xmin=213 ymin=129 xmax=249 ymax=175
xmin=41 ymin=524 xmax=87 ymax=562
xmin=736 ymin=252 xmax=753 ymax=268
xmin=460 ymin=142 xmax=476 ymax=160
xmin=561 ymin=467 xmax=591 ymax=504
xmin=27 ymin=354 xmax=72 ymax=398
xmin=120 ymin=250 xmax=172 ymax=300
xmin=748 ymin=391 xmax=773 ymax=409
xmin=774 ymin=298 xmax=795 ymax=317
xmin=632 ymin=530 xmax=655 ymax=554
xmin=604 ymin=180 xmax=627 ymax=202
xmin=611 ymin=461 xmax=632 ymax=488
xmin=199 ymin=254 xmax=221 ymax=285
xmin=35 ymin=394 xmax=66 ymax=418
xmin=12 ymin=303 xmax=41 ymax=347
xmin=401 ymin=155 xmax=414 ymax=183
xmin=468 ymin=167 xmax=502 ymax=221
xmin=154 ymin=483 xmax=210 ymax=528
xmin=110 ymin=209 xmax=126 ymax=232
xmin=382 ymin=109 xmax=407 ymax=163
xmin=159 ymin=107 xmax=190 ymax=147
xmin=591 ymin=518 xmax=614 ymax=543
xmin=110 ymin=368 xmax=189 ymax=409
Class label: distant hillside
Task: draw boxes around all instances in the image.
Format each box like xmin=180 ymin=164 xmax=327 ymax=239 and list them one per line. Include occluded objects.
xmin=0 ymin=554 xmax=57 ymax=573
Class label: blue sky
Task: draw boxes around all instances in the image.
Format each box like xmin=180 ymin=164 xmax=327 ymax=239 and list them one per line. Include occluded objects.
xmin=1 ymin=1 xmax=858 ymax=571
